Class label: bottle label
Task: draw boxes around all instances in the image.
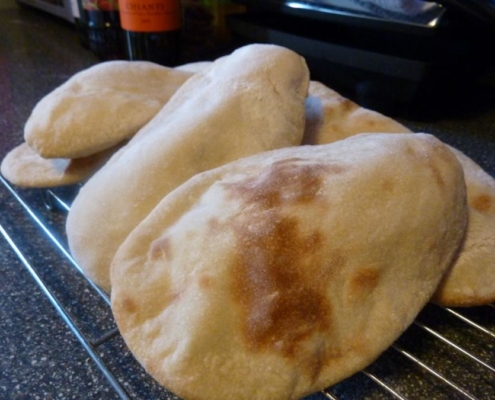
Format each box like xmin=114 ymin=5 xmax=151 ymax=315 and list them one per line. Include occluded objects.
xmin=82 ymin=0 xmax=119 ymax=11
xmin=118 ymin=0 xmax=181 ymax=32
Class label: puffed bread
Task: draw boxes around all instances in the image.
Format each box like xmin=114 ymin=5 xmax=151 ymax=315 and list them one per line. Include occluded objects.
xmin=302 ymin=81 xmax=412 ymax=144
xmin=67 ymin=44 xmax=310 ymax=292
xmin=24 ymin=61 xmax=193 ymax=159
xmin=305 ymin=81 xmax=495 ymax=307
xmin=110 ymin=133 xmax=467 ymax=400
xmin=175 ymin=61 xmax=213 ymax=73
xmin=432 ymin=147 xmax=495 ymax=306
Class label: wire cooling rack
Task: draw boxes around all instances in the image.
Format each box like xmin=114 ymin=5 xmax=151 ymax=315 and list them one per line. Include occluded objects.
xmin=1 ymin=175 xmax=494 ymax=400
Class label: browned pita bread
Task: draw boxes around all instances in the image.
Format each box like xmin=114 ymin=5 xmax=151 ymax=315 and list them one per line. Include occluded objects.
xmin=302 ymin=81 xmax=411 ymax=144
xmin=111 ymin=133 xmax=467 ymax=400
xmin=67 ymin=44 xmax=310 ymax=292
xmin=432 ymin=146 xmax=495 ymax=306
xmin=24 ymin=61 xmax=193 ymax=159
xmin=304 ymin=81 xmax=495 ymax=307
xmin=0 ymin=142 xmax=122 ymax=188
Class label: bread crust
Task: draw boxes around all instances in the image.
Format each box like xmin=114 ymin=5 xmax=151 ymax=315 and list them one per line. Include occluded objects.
xmin=302 ymin=81 xmax=411 ymax=145
xmin=0 ymin=142 xmax=122 ymax=187
xmin=432 ymin=147 xmax=495 ymax=306
xmin=66 ymin=44 xmax=310 ymax=292
xmin=110 ymin=133 xmax=467 ymax=400
xmin=305 ymin=81 xmax=495 ymax=307
xmin=24 ymin=61 xmax=193 ymax=159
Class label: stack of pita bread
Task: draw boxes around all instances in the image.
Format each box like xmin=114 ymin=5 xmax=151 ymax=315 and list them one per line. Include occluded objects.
xmin=1 ymin=44 xmax=494 ymax=400
xmin=1 ymin=61 xmax=193 ymax=187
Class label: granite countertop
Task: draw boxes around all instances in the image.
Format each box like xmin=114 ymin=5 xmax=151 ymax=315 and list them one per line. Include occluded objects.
xmin=0 ymin=1 xmax=494 ymax=399
xmin=0 ymin=3 xmax=182 ymax=399
xmin=0 ymin=2 xmax=115 ymax=399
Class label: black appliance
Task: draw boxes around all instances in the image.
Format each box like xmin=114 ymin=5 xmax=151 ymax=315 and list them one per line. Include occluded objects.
xmin=228 ymin=0 xmax=495 ymax=114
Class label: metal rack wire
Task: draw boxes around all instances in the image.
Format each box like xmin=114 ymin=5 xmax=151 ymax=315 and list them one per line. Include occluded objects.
xmin=1 ymin=176 xmax=494 ymax=400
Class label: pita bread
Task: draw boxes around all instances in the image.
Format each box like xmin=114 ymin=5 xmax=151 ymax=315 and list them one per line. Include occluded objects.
xmin=110 ymin=133 xmax=467 ymax=400
xmin=432 ymin=146 xmax=495 ymax=306
xmin=24 ymin=61 xmax=193 ymax=159
xmin=175 ymin=61 xmax=213 ymax=73
xmin=67 ymin=44 xmax=310 ymax=292
xmin=302 ymin=81 xmax=411 ymax=144
xmin=0 ymin=142 xmax=122 ymax=188
xmin=304 ymin=81 xmax=495 ymax=307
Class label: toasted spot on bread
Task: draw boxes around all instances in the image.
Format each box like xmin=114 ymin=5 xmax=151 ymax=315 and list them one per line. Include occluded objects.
xmin=231 ymin=214 xmax=331 ymax=359
xmin=471 ymin=193 xmax=493 ymax=213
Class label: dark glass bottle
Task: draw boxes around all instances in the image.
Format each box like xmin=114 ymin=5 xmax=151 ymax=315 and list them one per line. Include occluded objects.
xmin=118 ymin=0 xmax=182 ymax=66
xmin=78 ymin=0 xmax=126 ymax=60
xmin=123 ymin=29 xmax=180 ymax=66
xmin=181 ymin=0 xmax=245 ymax=63
xmin=70 ymin=0 xmax=89 ymax=48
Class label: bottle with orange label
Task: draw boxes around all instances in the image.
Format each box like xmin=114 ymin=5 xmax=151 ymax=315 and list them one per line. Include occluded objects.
xmin=118 ymin=0 xmax=182 ymax=66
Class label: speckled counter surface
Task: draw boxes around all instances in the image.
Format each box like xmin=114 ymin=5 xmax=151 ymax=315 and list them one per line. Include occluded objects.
xmin=0 ymin=1 xmax=494 ymax=399
xmin=0 ymin=3 xmax=117 ymax=399
xmin=0 ymin=2 xmax=180 ymax=399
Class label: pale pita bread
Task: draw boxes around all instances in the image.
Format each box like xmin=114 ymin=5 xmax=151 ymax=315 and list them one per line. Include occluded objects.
xmin=111 ymin=133 xmax=467 ymax=400
xmin=24 ymin=61 xmax=193 ymax=159
xmin=175 ymin=61 xmax=213 ymax=73
xmin=0 ymin=142 xmax=122 ymax=188
xmin=67 ymin=44 xmax=310 ymax=292
xmin=432 ymin=147 xmax=495 ymax=306
xmin=302 ymin=81 xmax=411 ymax=144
